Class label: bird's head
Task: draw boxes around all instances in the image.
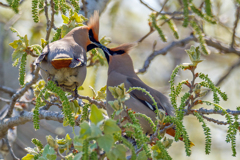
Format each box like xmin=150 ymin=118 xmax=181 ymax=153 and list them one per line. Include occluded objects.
xmin=102 ymin=43 xmax=137 ymax=63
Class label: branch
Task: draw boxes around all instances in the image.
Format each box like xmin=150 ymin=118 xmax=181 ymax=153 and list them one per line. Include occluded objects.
xmin=0 ymin=110 xmax=81 ymax=139
xmin=231 ymin=6 xmax=240 ymax=48
xmin=137 ymin=35 xmax=240 ymax=74
xmin=45 ymin=0 xmax=55 ymax=41
xmin=215 ymin=58 xmax=240 ymax=86
xmin=5 ymin=136 xmax=19 ymax=160
xmin=77 ymin=95 xmax=106 ymax=109
xmin=6 ymin=66 xmax=40 ymax=118
xmin=185 ymin=108 xmax=240 ymax=116
xmin=136 ymin=35 xmax=195 ymax=74
xmin=0 ymin=85 xmax=16 ymax=96
xmin=139 ymin=0 xmax=156 ymax=11
xmin=201 ymin=114 xmax=230 ymax=125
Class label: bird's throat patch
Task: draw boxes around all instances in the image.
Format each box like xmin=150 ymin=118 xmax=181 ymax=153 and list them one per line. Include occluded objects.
xmin=51 ymin=58 xmax=72 ymax=69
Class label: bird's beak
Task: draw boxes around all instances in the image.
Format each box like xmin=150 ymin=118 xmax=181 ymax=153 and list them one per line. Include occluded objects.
xmin=92 ymin=42 xmax=111 ymax=56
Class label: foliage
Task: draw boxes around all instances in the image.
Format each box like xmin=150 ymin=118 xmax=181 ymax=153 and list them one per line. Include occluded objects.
xmin=6 ymin=0 xmax=240 ymax=159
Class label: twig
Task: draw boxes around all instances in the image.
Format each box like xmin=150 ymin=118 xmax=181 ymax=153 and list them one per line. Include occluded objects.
xmin=6 ymin=66 xmax=40 ymax=118
xmin=159 ymin=0 xmax=169 ymax=14
xmin=0 ymin=85 xmax=16 ymax=96
xmin=4 ymin=136 xmax=20 ymax=160
xmin=201 ymin=114 xmax=230 ymax=125
xmin=0 ymin=110 xmax=81 ymax=139
xmin=139 ymin=0 xmax=156 ymax=11
xmin=0 ymin=97 xmax=11 ymax=104
xmin=45 ymin=0 xmax=55 ymax=41
xmin=41 ymin=96 xmax=62 ymax=109
xmin=77 ymin=95 xmax=106 ymax=109
xmin=160 ymin=123 xmax=174 ymax=133
xmin=137 ymin=25 xmax=155 ymax=43
xmin=136 ymin=35 xmax=195 ymax=74
xmin=231 ymin=6 xmax=240 ymax=48
xmin=81 ymin=0 xmax=87 ymax=18
xmin=215 ymin=58 xmax=240 ymax=86
xmin=137 ymin=35 xmax=240 ymax=74
xmin=184 ymin=108 xmax=240 ymax=116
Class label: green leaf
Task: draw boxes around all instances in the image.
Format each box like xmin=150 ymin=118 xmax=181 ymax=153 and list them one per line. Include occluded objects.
xmin=23 ymin=34 xmax=29 ymax=47
xmin=62 ymin=14 xmax=69 ymax=24
xmin=90 ymin=104 xmax=104 ymax=125
xmin=73 ymin=152 xmax=83 ymax=160
xmin=77 ymin=86 xmax=84 ymax=90
xmin=104 ymin=119 xmax=121 ymax=134
xmin=80 ymin=121 xmax=91 ymax=139
xmin=9 ymin=39 xmax=21 ymax=49
xmin=73 ymin=136 xmax=83 ymax=151
xmin=90 ymin=123 xmax=102 ymax=138
xmin=137 ymin=151 xmax=148 ymax=160
xmin=97 ymin=134 xmax=114 ymax=152
xmin=22 ymin=154 xmax=35 ymax=160
xmin=41 ymin=144 xmax=57 ymax=160
xmin=89 ymin=86 xmax=97 ymax=98
xmin=12 ymin=50 xmax=25 ymax=62
xmin=107 ymin=144 xmax=127 ymax=160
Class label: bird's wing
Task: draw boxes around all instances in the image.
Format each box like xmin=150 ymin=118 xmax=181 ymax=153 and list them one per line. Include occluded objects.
xmin=127 ymin=77 xmax=171 ymax=114
xmin=34 ymin=44 xmax=51 ymax=65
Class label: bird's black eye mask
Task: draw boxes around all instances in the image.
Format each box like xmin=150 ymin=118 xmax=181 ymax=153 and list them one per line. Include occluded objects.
xmin=89 ymin=29 xmax=98 ymax=43
xmin=111 ymin=50 xmax=125 ymax=55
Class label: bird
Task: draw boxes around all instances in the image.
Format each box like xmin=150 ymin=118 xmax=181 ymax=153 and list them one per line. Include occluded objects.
xmin=34 ymin=11 xmax=104 ymax=94
xmin=103 ymin=43 xmax=175 ymax=135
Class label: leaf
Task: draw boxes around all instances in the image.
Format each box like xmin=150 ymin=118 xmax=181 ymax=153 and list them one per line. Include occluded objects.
xmin=90 ymin=123 xmax=102 ymax=138
xmin=62 ymin=14 xmax=69 ymax=24
xmin=104 ymin=119 xmax=121 ymax=135
xmin=107 ymin=144 xmax=127 ymax=160
xmin=23 ymin=34 xmax=29 ymax=47
xmin=9 ymin=39 xmax=21 ymax=49
xmin=136 ymin=151 xmax=148 ymax=160
xmin=22 ymin=154 xmax=35 ymax=160
xmin=73 ymin=136 xmax=83 ymax=151
xmin=73 ymin=152 xmax=83 ymax=160
xmin=41 ymin=38 xmax=48 ymax=48
xmin=90 ymin=104 xmax=104 ymax=125
xmin=77 ymin=86 xmax=84 ymax=90
xmin=42 ymin=144 xmax=57 ymax=160
xmin=12 ymin=50 xmax=25 ymax=62
xmin=79 ymin=121 xmax=91 ymax=139
xmin=89 ymin=86 xmax=97 ymax=98
xmin=97 ymin=134 xmax=114 ymax=152
xmin=96 ymin=85 xmax=107 ymax=100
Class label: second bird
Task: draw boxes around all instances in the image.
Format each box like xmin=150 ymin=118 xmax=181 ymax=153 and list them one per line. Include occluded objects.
xmin=103 ymin=43 xmax=174 ymax=135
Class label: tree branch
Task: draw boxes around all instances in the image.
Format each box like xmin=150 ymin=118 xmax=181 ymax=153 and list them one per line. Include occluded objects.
xmin=4 ymin=136 xmax=19 ymax=160
xmin=139 ymin=0 xmax=156 ymax=11
xmin=0 ymin=85 xmax=16 ymax=96
xmin=185 ymin=108 xmax=240 ymax=116
xmin=136 ymin=35 xmax=195 ymax=74
xmin=77 ymin=95 xmax=106 ymax=109
xmin=137 ymin=35 xmax=240 ymax=74
xmin=231 ymin=6 xmax=240 ymax=48
xmin=216 ymin=58 xmax=240 ymax=86
xmin=0 ymin=110 xmax=81 ymax=139
xmin=6 ymin=66 xmax=40 ymax=118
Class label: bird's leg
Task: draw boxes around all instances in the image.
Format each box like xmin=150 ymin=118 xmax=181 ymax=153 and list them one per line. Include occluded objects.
xmin=73 ymin=83 xmax=79 ymax=99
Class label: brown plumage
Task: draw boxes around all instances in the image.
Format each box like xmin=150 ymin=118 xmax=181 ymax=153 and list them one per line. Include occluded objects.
xmin=104 ymin=43 xmax=174 ymax=134
xmin=34 ymin=11 xmax=101 ymax=92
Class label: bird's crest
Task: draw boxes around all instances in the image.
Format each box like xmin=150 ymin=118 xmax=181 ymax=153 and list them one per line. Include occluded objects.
xmin=88 ymin=11 xmax=99 ymax=42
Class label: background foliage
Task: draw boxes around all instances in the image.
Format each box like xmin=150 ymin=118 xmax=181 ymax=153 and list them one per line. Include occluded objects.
xmin=0 ymin=0 xmax=240 ymax=159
